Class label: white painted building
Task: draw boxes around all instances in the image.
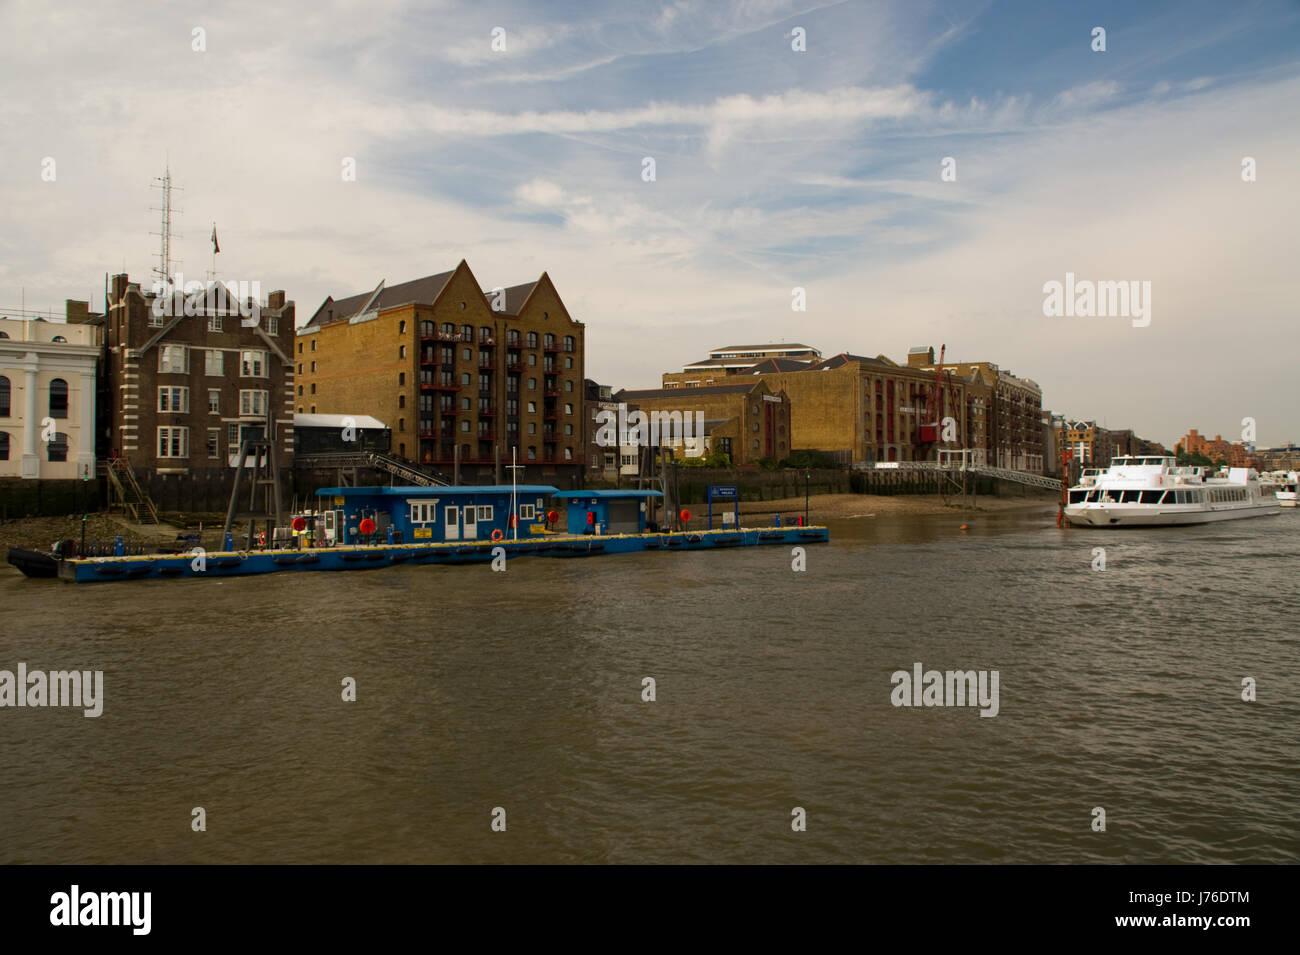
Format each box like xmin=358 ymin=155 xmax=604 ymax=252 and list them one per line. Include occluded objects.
xmin=0 ymin=317 xmax=100 ymax=479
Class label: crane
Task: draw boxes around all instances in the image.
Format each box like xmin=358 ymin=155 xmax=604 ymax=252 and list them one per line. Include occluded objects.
xmin=918 ymin=343 xmax=946 ymax=446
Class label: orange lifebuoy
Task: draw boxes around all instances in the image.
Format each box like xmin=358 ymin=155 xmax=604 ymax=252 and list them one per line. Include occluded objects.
xmin=258 ymin=531 xmax=267 ymax=547
xmin=491 ymin=528 xmax=504 ymax=542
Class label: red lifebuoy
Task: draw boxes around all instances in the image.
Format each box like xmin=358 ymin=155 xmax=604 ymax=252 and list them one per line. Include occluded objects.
xmin=291 ymin=516 xmax=306 ymax=532
xmin=258 ymin=531 xmax=267 ymax=547
xmin=491 ymin=528 xmax=504 ymax=541
xmin=680 ymin=509 xmax=691 ymax=523
xmin=546 ymin=510 xmax=558 ymax=525
xmin=359 ymin=518 xmax=376 ymax=535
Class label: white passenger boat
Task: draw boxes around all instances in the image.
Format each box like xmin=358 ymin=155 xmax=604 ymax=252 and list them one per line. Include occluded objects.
xmin=1064 ymin=455 xmax=1281 ymax=527
xmin=1277 ymin=471 xmax=1298 ymax=508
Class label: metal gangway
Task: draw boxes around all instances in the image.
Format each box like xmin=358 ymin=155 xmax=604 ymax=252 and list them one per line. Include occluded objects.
xmin=861 ymin=453 xmax=1064 ymax=491
xmin=295 ymin=451 xmax=452 ymax=487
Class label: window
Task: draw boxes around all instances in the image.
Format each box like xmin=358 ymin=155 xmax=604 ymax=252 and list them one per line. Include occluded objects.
xmin=311 ymin=339 xmax=316 ymax=351
xmin=157 ymin=426 xmax=189 ymax=458
xmin=205 ymin=350 xmax=224 ymax=375
xmin=310 ymin=383 xmax=316 ymax=395
xmin=52 ymin=335 xmax=67 ymax=343
xmin=0 ymin=376 xmax=9 ymax=416
xmin=565 ymin=403 xmax=573 ymax=415
xmin=528 ymin=422 xmax=536 ymax=434
xmin=399 ymin=320 xmax=406 ymax=335
xmin=207 ymin=314 xmax=222 ymax=332
xmin=209 ymin=389 xmax=221 ymax=413
xmin=460 ymin=373 xmax=471 ymax=386
xmin=239 ymin=390 xmax=269 ymax=416
xmin=565 ymin=380 xmax=573 ymax=392
xmin=410 ymin=502 xmax=437 ymax=523
xmin=206 ymin=428 xmax=220 ymax=458
xmin=461 ymin=324 xmax=473 ymax=341
xmin=47 ymin=432 xmax=68 ymax=462
xmin=565 ymin=357 xmax=573 ymax=369
xmin=527 ymin=401 xmax=536 ymax=413
xmin=528 ymin=353 xmax=537 ymax=366
xmin=463 ymin=348 xmax=472 ymax=361
xmin=158 ymin=386 xmax=190 ymax=413
xmin=518 ymin=503 xmax=535 ymax=520
xmin=149 ymin=307 xmax=166 ymax=327
xmin=227 ymin=423 xmax=239 ymax=450
xmin=240 ymin=350 xmax=267 ymax=377
xmin=310 ymin=361 xmax=316 ymax=373
xmin=460 ymin=420 xmax=470 ymax=432
xmin=298 ymin=385 xmax=303 ymax=396
xmin=476 ymin=506 xmax=493 ymax=521
xmin=564 ymin=424 xmax=573 ymax=436
xmin=399 ymin=345 xmax=406 ymax=359
xmin=48 ymin=378 xmax=69 ymax=419
xmin=159 ymin=344 xmax=188 ymax=374
xmin=398 ymin=395 xmax=406 ymax=409
xmin=528 ymin=378 xmax=536 ymax=391
xmin=527 ymin=446 xmax=536 ymax=460
xmin=527 ymin=332 xmax=538 ymax=348
xmin=398 ymin=372 xmax=405 ymax=386
xmin=297 ymin=342 xmax=303 ymax=354
xmin=399 ymin=418 xmax=405 ymax=432
xmin=461 ymin=397 xmax=471 ymax=410
xmin=0 ymin=431 xmax=7 ymax=459
xmin=563 ymin=447 xmax=572 ymax=460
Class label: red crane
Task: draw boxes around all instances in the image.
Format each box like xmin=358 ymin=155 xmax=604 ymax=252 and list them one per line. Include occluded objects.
xmin=918 ymin=344 xmax=946 ymax=446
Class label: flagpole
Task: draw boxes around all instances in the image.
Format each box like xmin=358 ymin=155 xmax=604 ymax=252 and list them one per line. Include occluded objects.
xmin=209 ymin=221 xmax=217 ymax=283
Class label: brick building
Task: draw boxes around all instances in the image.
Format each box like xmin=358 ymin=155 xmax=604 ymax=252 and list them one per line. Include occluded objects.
xmin=906 ymin=347 xmax=1044 ymax=473
xmin=665 ymin=348 xmax=989 ymax=467
xmin=614 ymin=379 xmax=791 ymax=466
xmin=1178 ymin=428 xmax=1249 ymax=466
xmin=102 ymin=273 xmax=296 ymax=481
xmin=296 ymin=261 xmax=585 ymax=485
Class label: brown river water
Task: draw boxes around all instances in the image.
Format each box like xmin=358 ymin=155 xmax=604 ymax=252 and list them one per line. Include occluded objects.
xmin=2 ymin=505 xmax=1297 ymax=863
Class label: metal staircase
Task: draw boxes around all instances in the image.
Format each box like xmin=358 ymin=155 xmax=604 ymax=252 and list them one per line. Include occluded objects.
xmin=100 ymin=457 xmax=160 ymax=524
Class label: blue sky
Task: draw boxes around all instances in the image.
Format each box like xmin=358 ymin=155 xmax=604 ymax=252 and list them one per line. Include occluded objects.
xmin=1 ymin=0 xmax=1298 ymax=445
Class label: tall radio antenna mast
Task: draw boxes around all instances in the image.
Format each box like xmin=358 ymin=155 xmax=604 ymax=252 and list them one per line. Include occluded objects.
xmin=150 ymin=161 xmax=184 ymax=290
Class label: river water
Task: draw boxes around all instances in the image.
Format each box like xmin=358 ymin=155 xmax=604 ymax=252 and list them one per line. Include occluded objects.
xmin=2 ymin=505 xmax=1297 ymax=864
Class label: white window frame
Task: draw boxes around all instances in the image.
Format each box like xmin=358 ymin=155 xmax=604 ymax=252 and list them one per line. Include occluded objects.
xmin=518 ymin=503 xmax=535 ymax=521
xmin=157 ymin=426 xmax=189 ymax=458
xmin=476 ymin=505 xmax=493 ymax=521
xmin=157 ymin=386 xmax=190 ymax=413
xmin=205 ymin=349 xmax=224 ymax=376
xmin=208 ymin=389 xmax=221 ymax=414
xmin=266 ymin=315 xmax=279 ymax=336
xmin=158 ymin=344 xmax=189 ymax=374
xmin=408 ymin=502 xmax=439 ymax=524
xmin=206 ymin=428 xmax=220 ymax=458
xmin=239 ymin=389 xmax=269 ymax=416
xmin=240 ymin=349 xmax=268 ymax=377
xmin=207 ymin=314 xmax=223 ymax=332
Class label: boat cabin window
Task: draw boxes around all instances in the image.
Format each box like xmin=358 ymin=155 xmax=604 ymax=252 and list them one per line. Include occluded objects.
xmin=1139 ymin=491 xmax=1161 ymax=503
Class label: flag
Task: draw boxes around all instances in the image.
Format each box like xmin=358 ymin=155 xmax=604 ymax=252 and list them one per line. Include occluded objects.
xmin=211 ymin=225 xmax=220 ymax=254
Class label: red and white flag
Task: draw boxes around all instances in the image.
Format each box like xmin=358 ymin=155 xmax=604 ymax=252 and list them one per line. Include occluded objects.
xmin=211 ymin=225 xmax=220 ymax=254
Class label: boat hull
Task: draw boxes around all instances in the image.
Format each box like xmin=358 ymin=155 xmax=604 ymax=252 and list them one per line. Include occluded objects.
xmin=1064 ymin=502 xmax=1281 ymax=527
xmin=5 ymin=548 xmax=60 ymax=578
xmin=24 ymin=526 xmax=830 ymax=583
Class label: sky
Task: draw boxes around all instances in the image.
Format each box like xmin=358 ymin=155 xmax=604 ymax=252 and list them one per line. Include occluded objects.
xmin=1 ymin=0 xmax=1297 ymax=448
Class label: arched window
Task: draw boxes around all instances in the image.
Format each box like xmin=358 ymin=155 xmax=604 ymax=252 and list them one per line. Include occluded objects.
xmin=47 ymin=432 xmax=68 ymax=462
xmin=0 ymin=331 xmax=9 ymax=338
xmin=52 ymin=335 xmax=67 ymax=343
xmin=0 ymin=376 xmax=9 ymax=417
xmin=49 ymin=378 xmax=68 ymax=419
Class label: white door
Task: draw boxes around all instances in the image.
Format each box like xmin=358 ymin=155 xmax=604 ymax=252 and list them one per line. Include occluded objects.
xmin=445 ymin=506 xmax=459 ymax=541
xmin=462 ymin=506 xmax=478 ymax=540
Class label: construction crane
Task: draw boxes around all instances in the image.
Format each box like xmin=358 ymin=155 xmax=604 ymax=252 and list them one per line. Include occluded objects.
xmin=918 ymin=343 xmax=946 ymax=446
